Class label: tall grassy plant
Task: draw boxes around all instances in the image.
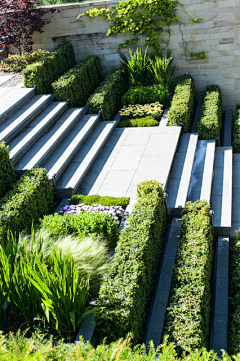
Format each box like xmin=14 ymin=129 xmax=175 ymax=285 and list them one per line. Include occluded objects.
xmin=149 ymin=50 xmax=175 ymax=92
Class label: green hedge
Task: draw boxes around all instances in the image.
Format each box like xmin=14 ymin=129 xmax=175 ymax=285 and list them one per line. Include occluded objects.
xmin=96 ymin=180 xmax=167 ymax=344
xmin=167 ymin=74 xmax=196 ymax=132
xmin=87 ymin=68 xmax=129 ymax=120
xmin=122 ymin=84 xmax=170 ymax=108
xmin=0 ymin=168 xmax=55 ymax=239
xmin=40 ymin=211 xmax=119 ymax=249
xmin=117 ymin=116 xmax=158 ymax=128
xmin=70 ymin=194 xmax=129 ymax=208
xmin=23 ymin=43 xmax=76 ymax=94
xmin=0 ymin=141 xmax=16 ymax=199
xmin=0 ymin=49 xmax=49 ymax=72
xmin=52 ymin=55 xmax=102 ymax=107
xmin=163 ymin=200 xmax=213 ymax=355
xmin=119 ymin=102 xmax=163 ymax=120
xmin=198 ymin=85 xmax=222 ymax=144
xmin=233 ymin=105 xmax=240 ymax=153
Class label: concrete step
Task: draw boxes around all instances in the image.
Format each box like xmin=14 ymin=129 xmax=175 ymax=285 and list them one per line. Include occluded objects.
xmin=211 ymin=147 xmax=232 ymax=236
xmin=222 ymin=110 xmax=232 ymax=147
xmin=15 ymin=108 xmax=84 ymax=170
xmin=0 ymin=75 xmax=14 ymax=86
xmin=187 ymin=140 xmax=215 ymax=204
xmin=0 ymin=87 xmax=35 ymax=123
xmin=166 ymin=133 xmax=198 ymax=216
xmin=0 ymin=94 xmax=54 ymax=144
xmin=9 ymin=101 xmax=67 ymax=164
xmin=230 ymin=154 xmax=240 ymax=237
xmin=45 ymin=114 xmax=100 ymax=183
xmin=56 ymin=121 xmax=116 ymax=198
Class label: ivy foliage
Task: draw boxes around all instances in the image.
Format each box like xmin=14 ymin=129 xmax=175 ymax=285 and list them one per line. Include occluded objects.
xmin=78 ymin=0 xmax=180 ymax=52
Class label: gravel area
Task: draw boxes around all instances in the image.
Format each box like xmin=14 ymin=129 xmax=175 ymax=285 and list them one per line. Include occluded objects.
xmin=0 ymin=71 xmax=23 ymax=87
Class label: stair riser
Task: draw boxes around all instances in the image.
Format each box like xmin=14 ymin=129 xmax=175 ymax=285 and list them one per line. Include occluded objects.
xmin=11 ymin=103 xmax=67 ymax=165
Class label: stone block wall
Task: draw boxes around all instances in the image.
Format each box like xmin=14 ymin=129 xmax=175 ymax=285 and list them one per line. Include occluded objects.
xmin=29 ymin=0 xmax=240 ymax=110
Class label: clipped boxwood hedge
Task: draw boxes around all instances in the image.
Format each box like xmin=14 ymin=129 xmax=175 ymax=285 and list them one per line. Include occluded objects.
xmin=70 ymin=194 xmax=129 ymax=209
xmin=117 ymin=116 xmax=158 ymax=128
xmin=96 ymin=180 xmax=167 ymax=344
xmin=52 ymin=55 xmax=102 ymax=107
xmin=119 ymin=102 xmax=163 ymax=121
xmin=198 ymin=85 xmax=222 ymax=144
xmin=163 ymin=200 xmax=213 ymax=355
xmin=0 ymin=168 xmax=55 ymax=239
xmin=23 ymin=43 xmax=76 ymax=94
xmin=122 ymin=84 xmax=170 ymax=108
xmin=233 ymin=105 xmax=240 ymax=153
xmin=167 ymin=74 xmax=196 ymax=132
xmin=0 ymin=141 xmax=16 ymax=199
xmin=87 ymin=68 xmax=128 ymax=121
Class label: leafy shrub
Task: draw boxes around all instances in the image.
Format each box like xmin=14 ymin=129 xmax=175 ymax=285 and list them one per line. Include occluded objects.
xmin=120 ymin=102 xmax=163 ymax=120
xmin=198 ymin=85 xmax=222 ymax=144
xmin=163 ymin=200 xmax=213 ymax=355
xmin=0 ymin=49 xmax=48 ymax=72
xmin=23 ymin=43 xmax=76 ymax=94
xmin=87 ymin=68 xmax=129 ymax=120
xmin=70 ymin=194 xmax=129 ymax=208
xmin=52 ymin=55 xmax=102 ymax=107
xmin=0 ymin=141 xmax=16 ymax=199
xmin=0 ymin=168 xmax=55 ymax=239
xmin=40 ymin=211 xmax=119 ymax=249
xmin=122 ymin=84 xmax=170 ymax=108
xmin=96 ymin=180 xmax=167 ymax=344
xmin=117 ymin=116 xmax=158 ymax=128
xmin=149 ymin=49 xmax=176 ymax=93
xmin=167 ymin=74 xmax=196 ymax=132
xmin=232 ymin=105 xmax=240 ymax=153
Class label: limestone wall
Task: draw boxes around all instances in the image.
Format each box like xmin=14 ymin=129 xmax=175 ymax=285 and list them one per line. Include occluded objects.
xmin=30 ymin=0 xmax=240 ymax=110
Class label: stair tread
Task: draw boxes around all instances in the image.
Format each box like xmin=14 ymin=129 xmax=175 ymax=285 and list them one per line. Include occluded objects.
xmin=167 ymin=133 xmax=198 ymax=212
xmin=187 ymin=139 xmax=215 ymax=204
xmin=9 ymin=101 xmax=67 ymax=162
xmin=56 ymin=121 xmax=115 ymax=193
xmin=0 ymin=87 xmax=35 ymax=121
xmin=0 ymin=94 xmax=53 ymax=143
xmin=45 ymin=114 xmax=100 ymax=181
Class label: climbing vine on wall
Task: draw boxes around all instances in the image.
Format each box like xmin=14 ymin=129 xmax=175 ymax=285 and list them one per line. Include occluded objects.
xmin=78 ymin=0 xmax=180 ymax=53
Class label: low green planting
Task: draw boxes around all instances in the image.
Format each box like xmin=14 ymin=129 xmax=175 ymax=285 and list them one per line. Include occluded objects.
xmin=163 ymin=200 xmax=213 ymax=355
xmin=40 ymin=211 xmax=119 ymax=249
xmin=96 ymin=180 xmax=167 ymax=344
xmin=70 ymin=194 xmax=129 ymax=208
xmin=198 ymin=85 xmax=222 ymax=144
xmin=233 ymin=105 xmax=240 ymax=153
xmin=122 ymin=84 xmax=170 ymax=108
xmin=23 ymin=43 xmax=76 ymax=94
xmin=0 ymin=49 xmax=48 ymax=72
xmin=87 ymin=68 xmax=129 ymax=120
xmin=52 ymin=55 xmax=102 ymax=107
xmin=0 ymin=168 xmax=55 ymax=239
xmin=117 ymin=116 xmax=158 ymax=128
xmin=167 ymin=74 xmax=196 ymax=132
xmin=120 ymin=102 xmax=163 ymax=120
xmin=0 ymin=142 xmax=16 ymax=199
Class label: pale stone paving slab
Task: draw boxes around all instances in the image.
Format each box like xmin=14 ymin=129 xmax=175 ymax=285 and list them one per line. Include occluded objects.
xmin=0 ymin=75 xmax=14 ymax=86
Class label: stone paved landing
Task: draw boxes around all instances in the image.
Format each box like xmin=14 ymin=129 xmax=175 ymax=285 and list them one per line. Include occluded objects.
xmin=77 ymin=126 xmax=181 ymax=198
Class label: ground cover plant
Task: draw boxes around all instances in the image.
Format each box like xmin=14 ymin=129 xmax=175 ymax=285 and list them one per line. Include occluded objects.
xmin=163 ymin=200 xmax=213 ymax=355
xmin=232 ymin=105 xmax=240 ymax=153
xmin=70 ymin=194 xmax=129 ymax=208
xmin=119 ymin=102 xmax=163 ymax=121
xmin=0 ymin=49 xmax=48 ymax=72
xmin=198 ymin=85 xmax=222 ymax=144
xmin=167 ymin=74 xmax=196 ymax=132
xmin=52 ymin=55 xmax=102 ymax=107
xmin=96 ymin=180 xmax=167 ymax=344
xmin=122 ymin=84 xmax=170 ymax=108
xmin=23 ymin=43 xmax=75 ymax=94
xmin=87 ymin=68 xmax=129 ymax=121
xmin=0 ymin=168 xmax=55 ymax=240
xmin=40 ymin=211 xmax=119 ymax=249
xmin=117 ymin=116 xmax=158 ymax=128
xmin=0 ymin=141 xmax=16 ymax=199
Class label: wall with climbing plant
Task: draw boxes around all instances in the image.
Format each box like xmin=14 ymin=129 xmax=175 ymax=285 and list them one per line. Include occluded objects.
xmin=23 ymin=0 xmax=240 ymax=110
